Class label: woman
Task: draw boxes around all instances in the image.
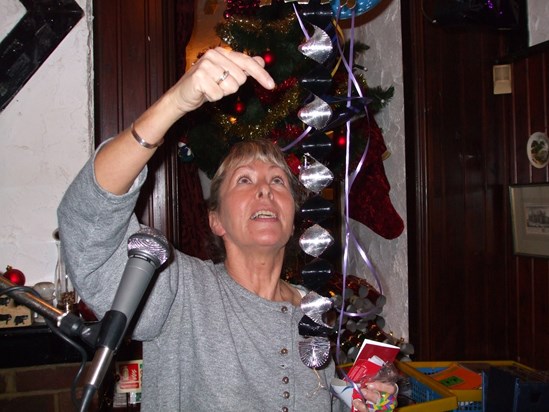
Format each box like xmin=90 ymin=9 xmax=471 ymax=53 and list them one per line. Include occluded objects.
xmin=58 ymin=47 xmax=394 ymax=411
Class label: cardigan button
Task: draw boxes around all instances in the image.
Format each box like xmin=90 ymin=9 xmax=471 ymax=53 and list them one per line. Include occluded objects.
xmin=281 ymin=305 xmax=288 ymax=313
xmin=282 ymin=391 xmax=290 ymax=399
xmin=280 ymin=347 xmax=288 ymax=355
xmin=282 ymin=407 xmax=289 ymax=412
xmin=282 ymin=376 xmax=289 ymax=384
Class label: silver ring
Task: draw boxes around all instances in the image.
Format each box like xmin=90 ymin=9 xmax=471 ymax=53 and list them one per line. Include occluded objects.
xmin=216 ymin=70 xmax=230 ymax=84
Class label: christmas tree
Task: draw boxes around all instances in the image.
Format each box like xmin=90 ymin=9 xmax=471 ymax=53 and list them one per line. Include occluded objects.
xmin=183 ymin=1 xmax=389 ymax=172
xmin=181 ymin=0 xmax=404 ymax=240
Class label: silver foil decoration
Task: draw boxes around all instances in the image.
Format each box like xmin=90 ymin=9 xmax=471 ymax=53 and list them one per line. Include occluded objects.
xmin=299 ymin=223 xmax=334 ymax=257
xmin=301 ymin=291 xmax=332 ymax=328
xmin=298 ymin=94 xmax=332 ymax=130
xmin=299 ymin=154 xmax=334 ymax=193
xmin=298 ymin=336 xmax=331 ymax=368
xmin=298 ymin=24 xmax=333 ymax=64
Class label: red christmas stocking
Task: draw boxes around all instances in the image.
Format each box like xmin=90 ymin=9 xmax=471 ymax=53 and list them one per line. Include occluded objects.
xmin=348 ymin=118 xmax=404 ymax=239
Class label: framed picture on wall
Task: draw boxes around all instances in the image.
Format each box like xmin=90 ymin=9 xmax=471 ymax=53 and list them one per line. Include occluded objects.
xmin=509 ymin=183 xmax=549 ymax=258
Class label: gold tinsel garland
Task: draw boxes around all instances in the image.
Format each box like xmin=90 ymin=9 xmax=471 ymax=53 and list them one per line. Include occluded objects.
xmin=215 ymin=83 xmax=304 ymax=140
xmin=217 ymin=14 xmax=297 ymax=46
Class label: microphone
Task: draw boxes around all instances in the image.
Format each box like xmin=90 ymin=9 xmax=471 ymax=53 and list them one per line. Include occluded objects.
xmin=79 ymin=227 xmax=170 ymax=412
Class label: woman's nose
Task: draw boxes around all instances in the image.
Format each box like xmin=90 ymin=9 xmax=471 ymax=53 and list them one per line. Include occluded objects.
xmin=257 ymin=183 xmax=272 ymax=198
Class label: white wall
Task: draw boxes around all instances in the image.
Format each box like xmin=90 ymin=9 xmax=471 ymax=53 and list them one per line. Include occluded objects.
xmin=0 ymin=0 xmax=93 ymax=286
xmin=528 ymin=0 xmax=549 ymax=47
xmin=344 ymin=0 xmax=409 ymax=342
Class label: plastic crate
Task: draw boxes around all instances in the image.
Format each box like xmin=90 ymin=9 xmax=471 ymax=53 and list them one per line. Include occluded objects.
xmin=397 ymin=360 xmax=536 ymax=412
xmin=395 ymin=361 xmax=458 ymax=411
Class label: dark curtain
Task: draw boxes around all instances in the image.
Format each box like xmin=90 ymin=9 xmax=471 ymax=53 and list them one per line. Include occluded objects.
xmin=174 ymin=0 xmax=212 ymax=260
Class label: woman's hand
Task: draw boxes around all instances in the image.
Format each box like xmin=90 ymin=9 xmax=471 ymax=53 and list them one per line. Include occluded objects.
xmin=352 ymin=381 xmax=398 ymax=412
xmin=166 ymin=47 xmax=276 ymax=116
xmin=93 ymin=47 xmax=275 ymax=195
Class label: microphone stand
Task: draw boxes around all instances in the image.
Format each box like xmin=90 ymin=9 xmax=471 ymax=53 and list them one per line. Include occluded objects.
xmin=0 ymin=276 xmax=103 ymax=411
xmin=1 ymin=228 xmax=170 ymax=412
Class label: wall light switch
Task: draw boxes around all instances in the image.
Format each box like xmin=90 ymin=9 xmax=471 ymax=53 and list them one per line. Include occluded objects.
xmin=493 ymin=64 xmax=512 ymax=95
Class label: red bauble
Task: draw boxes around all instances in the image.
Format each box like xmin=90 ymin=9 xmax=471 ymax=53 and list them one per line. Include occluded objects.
xmin=4 ymin=265 xmax=25 ymax=286
xmin=234 ymin=100 xmax=246 ymax=115
xmin=285 ymin=153 xmax=301 ymax=176
xmin=262 ymin=50 xmax=275 ymax=66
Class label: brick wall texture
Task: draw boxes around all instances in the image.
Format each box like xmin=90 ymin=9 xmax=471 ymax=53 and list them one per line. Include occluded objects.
xmin=0 ymin=363 xmax=102 ymax=412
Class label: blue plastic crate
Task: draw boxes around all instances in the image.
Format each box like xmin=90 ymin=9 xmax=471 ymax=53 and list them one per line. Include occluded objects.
xmin=416 ymin=367 xmax=482 ymax=412
xmin=396 ymin=361 xmax=458 ymax=411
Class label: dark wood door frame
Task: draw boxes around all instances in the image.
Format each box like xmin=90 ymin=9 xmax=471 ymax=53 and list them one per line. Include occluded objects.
xmin=401 ymin=1 xmax=431 ymax=359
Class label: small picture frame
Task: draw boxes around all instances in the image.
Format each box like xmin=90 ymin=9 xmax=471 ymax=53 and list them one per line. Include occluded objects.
xmin=509 ymin=183 xmax=549 ymax=258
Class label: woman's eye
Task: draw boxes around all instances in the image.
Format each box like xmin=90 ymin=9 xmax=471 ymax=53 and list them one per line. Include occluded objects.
xmin=272 ymin=176 xmax=286 ymax=185
xmin=237 ymin=176 xmax=252 ymax=184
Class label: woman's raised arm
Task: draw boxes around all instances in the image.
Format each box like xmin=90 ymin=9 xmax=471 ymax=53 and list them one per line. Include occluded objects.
xmin=94 ymin=47 xmax=275 ymax=195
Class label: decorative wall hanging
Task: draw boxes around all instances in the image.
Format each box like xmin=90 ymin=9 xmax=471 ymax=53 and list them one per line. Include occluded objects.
xmin=509 ymin=183 xmax=549 ymax=258
xmin=0 ymin=0 xmax=84 ymax=111
xmin=527 ymin=132 xmax=549 ymax=169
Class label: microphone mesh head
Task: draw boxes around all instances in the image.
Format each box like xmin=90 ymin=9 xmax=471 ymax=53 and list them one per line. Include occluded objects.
xmin=127 ymin=227 xmax=171 ymax=268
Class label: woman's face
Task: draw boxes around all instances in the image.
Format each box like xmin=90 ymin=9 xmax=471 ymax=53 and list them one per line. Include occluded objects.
xmin=209 ymin=158 xmax=295 ymax=254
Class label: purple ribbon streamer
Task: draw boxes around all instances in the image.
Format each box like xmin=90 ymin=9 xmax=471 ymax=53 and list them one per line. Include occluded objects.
xmin=289 ymin=5 xmax=387 ymax=389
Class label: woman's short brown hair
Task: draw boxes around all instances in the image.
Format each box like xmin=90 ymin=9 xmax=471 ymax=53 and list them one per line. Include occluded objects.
xmin=208 ymin=139 xmax=304 ymax=212
xmin=207 ymin=139 xmax=305 ymax=261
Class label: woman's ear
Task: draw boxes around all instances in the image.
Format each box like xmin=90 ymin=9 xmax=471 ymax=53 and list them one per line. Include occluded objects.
xmin=209 ymin=211 xmax=226 ymax=236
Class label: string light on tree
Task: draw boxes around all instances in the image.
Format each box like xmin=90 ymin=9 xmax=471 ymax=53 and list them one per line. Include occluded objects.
xmin=234 ymin=99 xmax=246 ymax=115
xmin=262 ymin=49 xmax=275 ymax=66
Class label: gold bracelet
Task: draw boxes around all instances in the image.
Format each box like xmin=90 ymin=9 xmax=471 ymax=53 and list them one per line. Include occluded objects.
xmin=131 ymin=123 xmax=163 ymax=149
